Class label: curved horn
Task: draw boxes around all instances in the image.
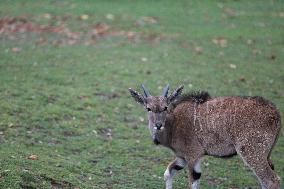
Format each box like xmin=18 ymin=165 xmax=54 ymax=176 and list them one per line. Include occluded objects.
xmin=141 ymin=84 xmax=151 ymax=97
xmin=162 ymin=84 xmax=170 ymax=97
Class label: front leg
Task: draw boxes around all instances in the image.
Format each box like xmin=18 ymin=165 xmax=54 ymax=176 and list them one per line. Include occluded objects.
xmin=164 ymin=157 xmax=187 ymax=189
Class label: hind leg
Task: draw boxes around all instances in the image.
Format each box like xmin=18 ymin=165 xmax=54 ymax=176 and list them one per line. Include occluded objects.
xmin=237 ymin=149 xmax=280 ymax=189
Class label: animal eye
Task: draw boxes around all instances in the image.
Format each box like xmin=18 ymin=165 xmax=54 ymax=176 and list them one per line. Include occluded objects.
xmin=163 ymin=107 xmax=168 ymax=111
xmin=147 ymin=107 xmax=152 ymax=112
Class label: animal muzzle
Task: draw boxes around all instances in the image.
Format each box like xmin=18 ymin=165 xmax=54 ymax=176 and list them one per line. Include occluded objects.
xmin=154 ymin=123 xmax=164 ymax=130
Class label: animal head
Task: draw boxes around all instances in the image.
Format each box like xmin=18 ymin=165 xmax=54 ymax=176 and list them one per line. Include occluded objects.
xmin=129 ymin=84 xmax=184 ymax=137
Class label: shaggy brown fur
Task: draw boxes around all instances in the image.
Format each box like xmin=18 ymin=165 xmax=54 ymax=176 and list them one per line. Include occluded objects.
xmin=129 ymin=86 xmax=281 ymax=189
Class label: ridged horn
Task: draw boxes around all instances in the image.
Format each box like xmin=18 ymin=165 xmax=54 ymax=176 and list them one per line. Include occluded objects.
xmin=141 ymin=84 xmax=151 ymax=97
xmin=162 ymin=84 xmax=170 ymax=97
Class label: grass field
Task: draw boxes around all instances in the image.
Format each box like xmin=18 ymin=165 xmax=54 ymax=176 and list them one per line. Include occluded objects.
xmin=0 ymin=0 xmax=283 ymax=188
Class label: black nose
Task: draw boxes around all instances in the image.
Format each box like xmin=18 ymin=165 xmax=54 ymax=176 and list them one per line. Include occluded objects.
xmin=155 ymin=123 xmax=162 ymax=130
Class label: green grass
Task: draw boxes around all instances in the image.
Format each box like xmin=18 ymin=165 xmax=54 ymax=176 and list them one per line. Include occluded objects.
xmin=0 ymin=0 xmax=283 ymax=188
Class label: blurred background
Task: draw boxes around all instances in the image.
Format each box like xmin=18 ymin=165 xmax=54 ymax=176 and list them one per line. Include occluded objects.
xmin=0 ymin=0 xmax=283 ymax=188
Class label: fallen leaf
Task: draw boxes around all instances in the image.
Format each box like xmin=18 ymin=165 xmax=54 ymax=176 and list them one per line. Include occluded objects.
xmin=142 ymin=16 xmax=158 ymax=24
xmin=279 ymin=12 xmax=284 ymax=17
xmin=91 ymin=23 xmax=110 ymax=37
xmin=80 ymin=14 xmax=89 ymax=20
xmin=212 ymin=37 xmax=227 ymax=47
xmin=141 ymin=57 xmax=148 ymax=62
xmin=43 ymin=13 xmax=51 ymax=19
xmin=223 ymin=7 xmax=236 ymax=16
xmin=246 ymin=39 xmax=253 ymax=45
xmin=106 ymin=14 xmax=114 ymax=20
xmin=229 ymin=64 xmax=236 ymax=69
xmin=28 ymin=154 xmax=38 ymax=160
xmin=11 ymin=47 xmax=21 ymax=53
xmin=239 ymin=76 xmax=246 ymax=82
xmin=194 ymin=46 xmax=203 ymax=54
xmin=139 ymin=117 xmax=144 ymax=122
xmin=252 ymin=49 xmax=261 ymax=55
xmin=135 ymin=16 xmax=158 ymax=27
xmin=256 ymin=22 xmax=265 ymax=27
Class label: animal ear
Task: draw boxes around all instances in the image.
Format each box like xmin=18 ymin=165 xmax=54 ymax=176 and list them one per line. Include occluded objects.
xmin=129 ymin=88 xmax=146 ymax=105
xmin=168 ymin=85 xmax=184 ymax=103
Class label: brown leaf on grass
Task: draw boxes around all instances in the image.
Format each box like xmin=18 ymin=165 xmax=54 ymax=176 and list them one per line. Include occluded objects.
xmin=194 ymin=46 xmax=203 ymax=54
xmin=91 ymin=23 xmax=110 ymax=37
xmin=77 ymin=95 xmax=91 ymax=100
xmin=212 ymin=37 xmax=228 ymax=47
xmin=93 ymin=92 xmax=119 ymax=99
xmin=229 ymin=64 xmax=237 ymax=69
xmin=246 ymin=39 xmax=253 ymax=45
xmin=223 ymin=7 xmax=236 ymax=17
xmin=239 ymin=76 xmax=246 ymax=82
xmin=43 ymin=13 xmax=51 ymax=19
xmin=252 ymin=48 xmax=261 ymax=55
xmin=28 ymin=154 xmax=38 ymax=160
xmin=80 ymin=14 xmax=89 ymax=20
xmin=11 ymin=47 xmax=22 ymax=53
xmin=141 ymin=57 xmax=148 ymax=62
xmin=36 ymin=37 xmax=48 ymax=45
xmin=106 ymin=14 xmax=114 ymax=20
xmin=135 ymin=16 xmax=158 ymax=27
xmin=142 ymin=16 xmax=158 ymax=24
xmin=126 ymin=31 xmax=137 ymax=42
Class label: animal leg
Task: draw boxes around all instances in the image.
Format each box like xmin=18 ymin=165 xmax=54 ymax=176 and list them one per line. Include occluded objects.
xmin=164 ymin=157 xmax=187 ymax=189
xmin=186 ymin=158 xmax=202 ymax=189
xmin=237 ymin=151 xmax=280 ymax=189
xmin=191 ymin=158 xmax=202 ymax=189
